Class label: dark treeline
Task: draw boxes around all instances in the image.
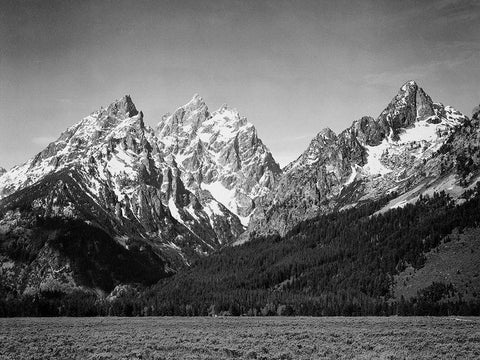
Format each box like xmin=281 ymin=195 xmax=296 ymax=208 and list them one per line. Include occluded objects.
xmin=2 ymin=287 xmax=479 ymax=317
xmin=2 ymin=185 xmax=480 ymax=317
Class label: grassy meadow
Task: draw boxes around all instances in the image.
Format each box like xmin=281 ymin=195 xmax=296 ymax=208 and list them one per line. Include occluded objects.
xmin=0 ymin=317 xmax=479 ymax=359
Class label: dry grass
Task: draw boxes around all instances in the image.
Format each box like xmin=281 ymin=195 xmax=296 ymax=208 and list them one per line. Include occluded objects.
xmin=0 ymin=317 xmax=479 ymax=359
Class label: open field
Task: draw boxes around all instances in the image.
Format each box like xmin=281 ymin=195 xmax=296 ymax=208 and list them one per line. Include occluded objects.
xmin=0 ymin=317 xmax=479 ymax=359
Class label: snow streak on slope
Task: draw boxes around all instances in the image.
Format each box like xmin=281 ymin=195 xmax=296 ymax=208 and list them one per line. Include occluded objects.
xmin=247 ymin=80 xmax=472 ymax=238
xmin=0 ymin=95 xmax=245 ymax=269
xmin=156 ymin=96 xmax=281 ymax=222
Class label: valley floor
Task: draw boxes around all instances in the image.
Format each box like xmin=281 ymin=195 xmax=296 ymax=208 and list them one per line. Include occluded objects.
xmin=0 ymin=317 xmax=479 ymax=359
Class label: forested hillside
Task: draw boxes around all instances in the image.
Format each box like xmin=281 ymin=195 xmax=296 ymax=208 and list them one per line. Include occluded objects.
xmin=3 ymin=186 xmax=480 ymax=316
xmin=142 ymin=187 xmax=480 ymax=316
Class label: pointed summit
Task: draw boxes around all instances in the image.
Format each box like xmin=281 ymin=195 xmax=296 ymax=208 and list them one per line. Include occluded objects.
xmin=188 ymin=93 xmax=204 ymax=105
xmin=376 ymin=80 xmax=434 ymax=137
xmin=316 ymin=127 xmax=336 ymax=140
xmin=400 ymin=80 xmax=418 ymax=91
xmin=183 ymin=93 xmax=208 ymax=115
xmin=395 ymin=81 xmax=434 ymax=120
xmin=107 ymin=95 xmax=138 ymax=119
xmin=156 ymin=94 xmax=280 ymax=219
xmin=157 ymin=94 xmax=210 ymax=140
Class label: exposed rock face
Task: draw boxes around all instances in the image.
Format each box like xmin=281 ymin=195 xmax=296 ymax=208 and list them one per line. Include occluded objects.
xmin=107 ymin=94 xmax=139 ymax=119
xmin=247 ymin=81 xmax=471 ymax=239
xmin=0 ymin=95 xmax=261 ymax=294
xmin=415 ymin=87 xmax=435 ymax=121
xmin=351 ymin=116 xmax=385 ymax=146
xmin=376 ymin=81 xmax=435 ymax=140
xmin=473 ymin=105 xmax=480 ymax=120
xmin=156 ymin=95 xmax=281 ymax=223
xmin=0 ymin=168 xmax=6 ymax=177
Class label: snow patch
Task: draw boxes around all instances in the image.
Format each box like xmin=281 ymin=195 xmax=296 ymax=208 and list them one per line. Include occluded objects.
xmin=237 ymin=214 xmax=251 ymax=227
xmin=202 ymin=181 xmax=238 ymax=215
xmin=363 ymin=141 xmax=391 ymax=176
xmin=398 ymin=121 xmax=438 ymax=144
xmin=344 ymin=165 xmax=358 ymax=186
xmin=205 ymin=200 xmax=224 ymax=216
xmin=168 ymin=198 xmax=184 ymax=224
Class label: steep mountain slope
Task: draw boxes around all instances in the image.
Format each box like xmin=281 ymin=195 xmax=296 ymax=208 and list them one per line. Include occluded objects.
xmin=116 ymin=183 xmax=480 ymax=317
xmin=247 ymin=81 xmax=472 ymax=238
xmin=0 ymin=95 xmax=264 ymax=295
xmin=156 ymin=95 xmax=281 ymax=225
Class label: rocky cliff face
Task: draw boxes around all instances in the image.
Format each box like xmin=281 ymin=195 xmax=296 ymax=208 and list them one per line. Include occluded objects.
xmin=0 ymin=95 xmax=277 ymax=295
xmin=247 ymin=81 xmax=472 ymax=238
xmin=156 ymin=95 xmax=281 ymax=224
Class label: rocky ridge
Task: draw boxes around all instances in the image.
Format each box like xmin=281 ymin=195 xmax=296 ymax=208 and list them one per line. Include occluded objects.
xmin=0 ymin=95 xmax=276 ymax=294
xmin=246 ymin=81 xmax=474 ymax=238
xmin=156 ymin=95 xmax=281 ymax=224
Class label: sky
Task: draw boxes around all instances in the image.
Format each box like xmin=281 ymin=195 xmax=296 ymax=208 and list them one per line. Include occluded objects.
xmin=1 ymin=0 xmax=479 ymax=169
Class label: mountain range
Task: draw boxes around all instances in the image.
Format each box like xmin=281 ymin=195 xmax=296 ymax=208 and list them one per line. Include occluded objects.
xmin=1 ymin=81 xmax=479 ymax=316
xmin=246 ymin=80 xmax=472 ymax=238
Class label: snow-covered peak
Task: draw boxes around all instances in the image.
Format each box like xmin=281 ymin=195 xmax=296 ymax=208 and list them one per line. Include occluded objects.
xmin=156 ymin=94 xmax=210 ymax=142
xmin=185 ymin=93 xmax=207 ymax=111
xmin=360 ymin=101 xmax=465 ymax=177
xmin=0 ymin=96 xmax=149 ymax=200
xmin=214 ymin=103 xmax=241 ymax=117
xmin=0 ymin=94 xmax=249 ymax=268
xmin=247 ymin=80 xmax=473 ymax=238
xmin=205 ymin=105 xmax=248 ymax=131
xmin=156 ymin=95 xmax=281 ymax=220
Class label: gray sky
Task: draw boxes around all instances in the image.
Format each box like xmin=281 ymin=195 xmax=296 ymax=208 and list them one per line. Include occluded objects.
xmin=1 ymin=0 xmax=479 ymax=169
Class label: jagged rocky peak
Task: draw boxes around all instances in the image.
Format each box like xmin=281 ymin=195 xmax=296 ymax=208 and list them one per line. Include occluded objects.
xmin=181 ymin=93 xmax=209 ymax=127
xmin=350 ymin=80 xmax=465 ymax=147
xmin=247 ymin=80 xmax=471 ymax=239
xmin=155 ymin=94 xmax=281 ymax=221
xmin=0 ymin=92 xmax=249 ymax=285
xmin=376 ymin=80 xmax=435 ymax=139
xmin=207 ymin=104 xmax=251 ymax=134
xmin=157 ymin=94 xmax=210 ymax=140
xmin=187 ymin=93 xmax=206 ymax=110
xmin=215 ymin=103 xmax=240 ymax=118
xmin=107 ymin=95 xmax=138 ymax=119
xmin=299 ymin=128 xmax=337 ymax=164
xmin=316 ymin=127 xmax=336 ymax=141
xmin=0 ymin=167 xmax=6 ymax=176
xmin=31 ymin=95 xmax=149 ymax=170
